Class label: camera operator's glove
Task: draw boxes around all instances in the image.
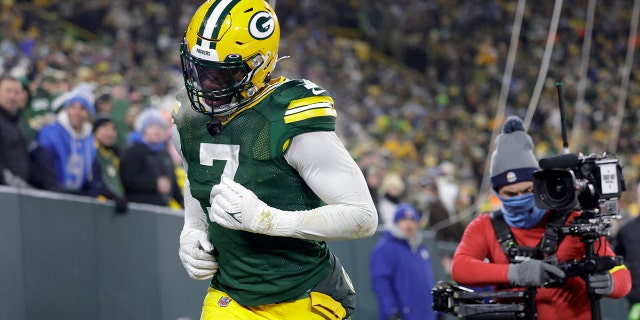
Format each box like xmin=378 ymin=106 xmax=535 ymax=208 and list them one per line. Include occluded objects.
xmin=507 ymin=259 xmax=565 ymax=287
xmin=179 ymin=220 xmax=218 ymax=280
xmin=588 ymin=272 xmax=614 ymax=296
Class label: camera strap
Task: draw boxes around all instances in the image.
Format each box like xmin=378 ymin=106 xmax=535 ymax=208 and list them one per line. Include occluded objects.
xmin=538 ymin=210 xmax=569 ymax=257
xmin=490 ymin=210 xmax=568 ymax=263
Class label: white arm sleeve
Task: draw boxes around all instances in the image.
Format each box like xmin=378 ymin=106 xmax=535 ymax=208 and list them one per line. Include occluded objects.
xmin=282 ymin=131 xmax=378 ymax=240
xmin=171 ymin=124 xmax=208 ymax=228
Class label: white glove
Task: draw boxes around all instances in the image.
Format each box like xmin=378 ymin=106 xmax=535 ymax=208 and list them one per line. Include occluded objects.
xmin=179 ymin=220 xmax=218 ymax=280
xmin=210 ymin=177 xmax=289 ymax=235
xmin=209 ymin=177 xmax=265 ymax=231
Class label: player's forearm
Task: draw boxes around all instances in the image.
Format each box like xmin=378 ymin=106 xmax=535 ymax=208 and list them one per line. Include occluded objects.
xmin=275 ymin=201 xmax=377 ymax=240
xmin=172 ymin=126 xmax=208 ymax=228
xmin=281 ymin=131 xmax=378 ymax=240
xmin=182 ymin=177 xmax=208 ymax=226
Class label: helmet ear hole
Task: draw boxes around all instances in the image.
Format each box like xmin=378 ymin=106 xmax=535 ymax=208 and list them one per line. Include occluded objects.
xmin=225 ymin=54 xmax=242 ymax=62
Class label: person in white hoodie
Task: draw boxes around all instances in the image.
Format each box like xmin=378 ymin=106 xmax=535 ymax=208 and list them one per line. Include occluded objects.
xmin=33 ymin=83 xmax=98 ymax=195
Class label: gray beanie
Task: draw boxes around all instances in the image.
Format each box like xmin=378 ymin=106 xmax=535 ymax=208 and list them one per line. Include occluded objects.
xmin=490 ymin=116 xmax=539 ymax=191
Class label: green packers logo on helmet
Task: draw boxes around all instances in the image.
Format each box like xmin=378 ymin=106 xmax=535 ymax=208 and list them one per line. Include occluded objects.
xmin=249 ymin=11 xmax=275 ymax=39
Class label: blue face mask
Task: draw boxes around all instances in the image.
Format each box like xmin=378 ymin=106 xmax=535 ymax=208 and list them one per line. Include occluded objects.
xmin=497 ymin=193 xmax=547 ymax=229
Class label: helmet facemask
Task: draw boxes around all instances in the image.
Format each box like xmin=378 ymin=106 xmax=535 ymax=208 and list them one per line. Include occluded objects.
xmin=181 ymin=43 xmax=260 ymax=116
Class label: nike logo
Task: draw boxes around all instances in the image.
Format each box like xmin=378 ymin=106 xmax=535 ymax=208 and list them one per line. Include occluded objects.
xmin=226 ymin=211 xmax=241 ymax=223
xmin=311 ymin=87 xmax=326 ymax=95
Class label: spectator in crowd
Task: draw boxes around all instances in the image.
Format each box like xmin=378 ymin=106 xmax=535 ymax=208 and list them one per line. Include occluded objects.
xmin=33 ymin=83 xmax=98 ymax=195
xmin=92 ymin=115 xmax=127 ymax=213
xmin=613 ymin=213 xmax=640 ymax=320
xmin=414 ymin=174 xmax=464 ymax=279
xmin=108 ymin=84 xmax=135 ymax=149
xmin=15 ymin=76 xmax=33 ymax=141
xmin=415 ymin=174 xmax=464 ymax=242
xmin=94 ymin=92 xmax=113 ymax=118
xmin=370 ymin=203 xmax=436 ymax=320
xmin=356 ymin=149 xmax=383 ymax=207
xmin=25 ymin=73 xmax=67 ymax=139
xmin=451 ymin=116 xmax=631 ymax=319
xmin=0 ymin=75 xmax=31 ymax=188
xmin=120 ymin=108 xmax=182 ymax=207
xmin=434 ymin=161 xmax=460 ymax=219
xmin=15 ymin=76 xmax=31 ymax=110
xmin=378 ymin=172 xmax=405 ymax=229
xmin=173 ymin=0 xmax=377 ymax=319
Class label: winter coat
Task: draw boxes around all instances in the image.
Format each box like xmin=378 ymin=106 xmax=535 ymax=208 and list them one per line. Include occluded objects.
xmin=120 ymin=132 xmax=182 ymax=207
xmin=0 ymin=105 xmax=30 ymax=184
xmin=370 ymin=230 xmax=436 ymax=320
xmin=36 ymin=111 xmax=97 ymax=194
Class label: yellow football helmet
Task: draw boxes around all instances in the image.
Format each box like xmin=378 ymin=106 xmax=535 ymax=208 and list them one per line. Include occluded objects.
xmin=180 ymin=0 xmax=280 ymax=116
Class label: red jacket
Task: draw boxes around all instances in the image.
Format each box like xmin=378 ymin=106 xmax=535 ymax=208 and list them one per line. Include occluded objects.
xmin=452 ymin=211 xmax=631 ymax=320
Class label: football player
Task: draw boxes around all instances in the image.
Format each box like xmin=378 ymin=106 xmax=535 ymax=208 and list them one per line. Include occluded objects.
xmin=172 ymin=1 xmax=378 ymax=319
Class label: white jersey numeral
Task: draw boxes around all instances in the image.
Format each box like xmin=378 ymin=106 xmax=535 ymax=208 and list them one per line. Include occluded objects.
xmin=199 ymin=143 xmax=240 ymax=180
xmin=200 ymin=143 xmax=240 ymax=214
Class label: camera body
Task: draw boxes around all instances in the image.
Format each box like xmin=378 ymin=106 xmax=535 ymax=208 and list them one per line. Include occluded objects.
xmin=432 ymin=281 xmax=537 ymax=320
xmin=533 ymin=153 xmax=625 ymax=213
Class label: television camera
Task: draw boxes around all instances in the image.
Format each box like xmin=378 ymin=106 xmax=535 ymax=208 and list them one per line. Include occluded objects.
xmin=532 ymin=150 xmax=625 ymax=320
xmin=533 ymin=152 xmax=625 ymax=216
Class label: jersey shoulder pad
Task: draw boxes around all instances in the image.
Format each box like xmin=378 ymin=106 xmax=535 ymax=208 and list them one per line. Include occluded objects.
xmin=271 ymin=78 xmax=336 ymax=126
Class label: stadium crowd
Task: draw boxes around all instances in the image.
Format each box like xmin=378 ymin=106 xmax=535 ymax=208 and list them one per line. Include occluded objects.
xmin=1 ymin=0 xmax=639 ymax=228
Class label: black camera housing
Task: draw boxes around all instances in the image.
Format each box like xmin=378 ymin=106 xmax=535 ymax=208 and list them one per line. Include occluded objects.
xmin=533 ymin=153 xmax=625 ymax=212
xmin=432 ymin=281 xmax=537 ymax=320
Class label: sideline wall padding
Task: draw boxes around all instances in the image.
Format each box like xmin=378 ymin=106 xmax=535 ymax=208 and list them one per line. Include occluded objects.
xmin=0 ymin=187 xmax=630 ymax=320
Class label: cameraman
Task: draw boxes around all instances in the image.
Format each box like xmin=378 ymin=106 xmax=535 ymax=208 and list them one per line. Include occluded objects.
xmin=451 ymin=116 xmax=631 ymax=319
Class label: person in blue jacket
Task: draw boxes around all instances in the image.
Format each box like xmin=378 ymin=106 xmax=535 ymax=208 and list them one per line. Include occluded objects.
xmin=370 ymin=203 xmax=436 ymax=320
xmin=34 ymin=83 xmax=98 ymax=195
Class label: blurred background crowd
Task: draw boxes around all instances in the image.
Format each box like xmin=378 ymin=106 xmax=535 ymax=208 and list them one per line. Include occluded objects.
xmin=1 ymin=0 xmax=639 ymax=243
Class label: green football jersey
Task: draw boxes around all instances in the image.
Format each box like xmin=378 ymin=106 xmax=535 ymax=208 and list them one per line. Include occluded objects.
xmin=174 ymin=77 xmax=338 ymax=306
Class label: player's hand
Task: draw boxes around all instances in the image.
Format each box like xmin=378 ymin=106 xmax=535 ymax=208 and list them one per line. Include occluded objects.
xmin=179 ymin=221 xmax=218 ymax=280
xmin=209 ymin=177 xmax=268 ymax=232
xmin=507 ymin=259 xmax=565 ymax=287
xmin=588 ymin=272 xmax=614 ymax=296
